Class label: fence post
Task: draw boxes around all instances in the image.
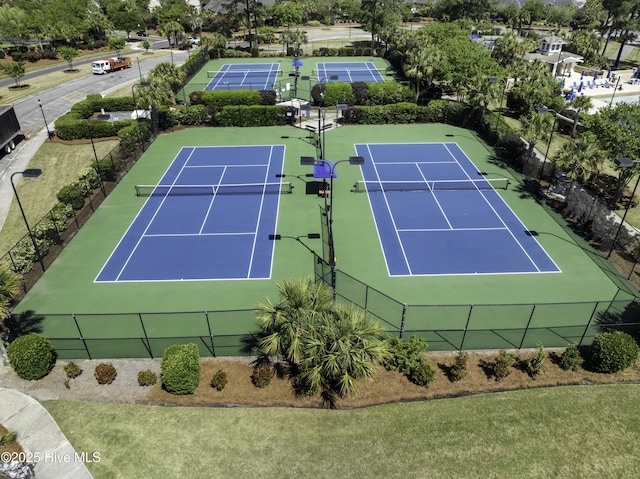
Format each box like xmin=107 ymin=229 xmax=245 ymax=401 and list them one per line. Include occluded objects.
xmin=578 ymin=302 xmax=600 ymax=346
xmin=459 ymin=305 xmax=474 ymax=350
xmin=72 ymin=314 xmax=92 ymax=360
xmin=205 ymin=311 xmax=216 ymax=357
xmin=519 ymin=304 xmax=537 ymax=349
xmin=399 ymin=304 xmax=407 ymax=338
xmin=138 ymin=313 xmax=153 ymax=358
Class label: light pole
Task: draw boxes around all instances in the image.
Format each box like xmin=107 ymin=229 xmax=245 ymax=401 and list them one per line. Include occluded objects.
xmin=607 ymin=157 xmax=640 ymax=259
xmin=268 ymin=233 xmax=321 ymax=256
xmin=37 ymin=99 xmax=52 ymax=139
xmin=10 ymin=169 xmax=44 ymax=271
xmin=535 ymin=107 xmax=559 ymax=181
xmin=85 ymin=119 xmax=106 ymax=196
xmin=488 ymin=77 xmax=506 ymax=141
xmin=301 ymin=156 xmax=364 ymax=295
xmin=300 ymin=104 xmax=348 ymax=161
xmin=609 ymin=76 xmax=622 ymax=106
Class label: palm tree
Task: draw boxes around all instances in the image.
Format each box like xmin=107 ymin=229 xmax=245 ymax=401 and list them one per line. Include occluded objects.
xmin=255 ymin=277 xmax=334 ymax=364
xmin=0 ymin=261 xmax=20 ymax=320
xmin=299 ymin=303 xmax=389 ymax=401
xmin=158 ymin=20 xmax=184 ymax=48
xmin=403 ymin=43 xmax=441 ymax=102
xmin=199 ymin=33 xmax=228 ymax=59
xmin=568 ymin=95 xmax=593 ymax=138
xmin=554 ymin=134 xmax=604 ymax=192
xmin=135 ymin=77 xmax=174 ymax=109
xmin=520 ymin=111 xmax=553 ymax=177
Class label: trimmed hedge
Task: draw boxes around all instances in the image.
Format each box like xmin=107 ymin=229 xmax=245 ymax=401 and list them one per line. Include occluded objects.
xmin=7 ymin=333 xmax=55 ymax=380
xmin=161 ymin=343 xmax=201 ymax=395
xmin=216 ymin=105 xmax=290 ymax=127
xmin=200 ymin=90 xmax=263 ymax=107
xmin=590 ymin=331 xmax=639 ymax=373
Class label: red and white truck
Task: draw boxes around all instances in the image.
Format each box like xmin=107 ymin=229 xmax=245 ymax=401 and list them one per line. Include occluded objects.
xmin=91 ymin=57 xmax=132 ymax=75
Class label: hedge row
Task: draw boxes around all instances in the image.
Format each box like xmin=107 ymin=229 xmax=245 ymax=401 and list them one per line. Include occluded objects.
xmin=312 ymin=82 xmax=414 ymax=106
xmin=189 ymin=89 xmax=272 ymax=107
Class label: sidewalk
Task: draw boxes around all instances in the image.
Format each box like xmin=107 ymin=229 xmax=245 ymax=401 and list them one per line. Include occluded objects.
xmin=0 ymin=388 xmax=93 ymax=479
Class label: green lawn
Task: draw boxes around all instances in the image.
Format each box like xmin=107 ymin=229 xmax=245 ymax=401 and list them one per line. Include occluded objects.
xmin=44 ymin=384 xmax=640 ymax=479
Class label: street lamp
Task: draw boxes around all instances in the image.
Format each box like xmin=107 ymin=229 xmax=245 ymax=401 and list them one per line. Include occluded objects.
xmin=85 ymin=119 xmax=106 ymax=196
xmin=301 ymin=156 xmax=365 ymax=294
xmin=535 ymin=107 xmax=559 ymax=181
xmin=268 ymin=233 xmax=321 ymax=256
xmin=488 ymin=77 xmax=506 ymax=141
xmin=37 ymin=99 xmax=52 ymax=139
xmin=10 ymin=169 xmax=45 ymax=272
xmin=607 ymin=157 xmax=640 ymax=259
xmin=299 ymin=104 xmax=348 ymax=161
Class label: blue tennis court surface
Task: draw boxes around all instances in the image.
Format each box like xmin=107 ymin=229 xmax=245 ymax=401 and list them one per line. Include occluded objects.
xmin=95 ymin=145 xmax=286 ymax=282
xmin=355 ymin=143 xmax=561 ymax=276
xmin=205 ymin=63 xmax=281 ymax=90
xmin=315 ymin=62 xmax=384 ymax=83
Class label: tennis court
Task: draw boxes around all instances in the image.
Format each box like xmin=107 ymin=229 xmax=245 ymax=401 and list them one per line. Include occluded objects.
xmin=205 ymin=63 xmax=282 ymax=90
xmin=314 ymin=62 xmax=385 ymax=83
xmin=355 ymin=142 xmax=561 ymax=276
xmin=95 ymin=145 xmax=287 ymax=282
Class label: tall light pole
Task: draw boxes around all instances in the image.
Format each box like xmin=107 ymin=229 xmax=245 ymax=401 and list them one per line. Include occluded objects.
xmin=300 ymin=104 xmax=348 ymax=161
xmin=535 ymin=107 xmax=559 ymax=181
xmin=301 ymin=156 xmax=364 ymax=295
xmin=609 ymin=76 xmax=622 ymax=106
xmin=608 ymin=157 xmax=640 ymax=259
xmin=37 ymin=99 xmax=52 ymax=139
xmin=85 ymin=119 xmax=106 ymax=196
xmin=10 ymin=169 xmax=44 ymax=271
xmin=488 ymin=77 xmax=506 ymax=141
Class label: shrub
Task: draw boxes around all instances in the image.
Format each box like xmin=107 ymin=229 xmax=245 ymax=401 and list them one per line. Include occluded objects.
xmin=251 ymin=363 xmax=273 ymax=388
xmin=590 ymin=331 xmax=639 ymax=373
xmin=94 ymin=362 xmax=117 ymax=384
xmin=0 ymin=430 xmax=16 ymax=447
xmin=137 ymin=369 xmax=158 ymax=386
xmin=560 ymin=343 xmax=583 ymax=371
xmin=408 ymin=356 xmax=436 ymax=386
xmin=493 ymin=350 xmax=516 ymax=381
xmin=161 ymin=343 xmax=201 ymax=395
xmin=450 ymin=351 xmax=468 ymax=381
xmin=293 ymin=374 xmax=319 ymax=397
xmin=210 ymin=369 xmax=228 ymax=391
xmin=7 ymin=333 xmax=55 ymax=380
xmin=524 ymin=343 xmax=545 ymax=378
xmin=56 ymin=182 xmax=86 ymax=210
xmin=64 ymin=361 xmax=82 ymax=379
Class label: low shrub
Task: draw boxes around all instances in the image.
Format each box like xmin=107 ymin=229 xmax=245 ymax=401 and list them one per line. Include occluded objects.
xmin=64 ymin=361 xmax=82 ymax=379
xmin=94 ymin=362 xmax=117 ymax=384
xmin=293 ymin=374 xmax=319 ymax=397
xmin=7 ymin=333 xmax=56 ymax=380
xmin=450 ymin=351 xmax=468 ymax=381
xmin=161 ymin=343 xmax=200 ymax=395
xmin=590 ymin=331 xmax=639 ymax=373
xmin=251 ymin=363 xmax=273 ymax=388
xmin=56 ymin=182 xmax=86 ymax=210
xmin=0 ymin=430 xmax=16 ymax=447
xmin=210 ymin=369 xmax=228 ymax=391
xmin=408 ymin=357 xmax=436 ymax=386
xmin=137 ymin=369 xmax=157 ymax=386
xmin=493 ymin=350 xmax=516 ymax=381
xmin=559 ymin=343 xmax=583 ymax=371
xmin=524 ymin=343 xmax=545 ymax=378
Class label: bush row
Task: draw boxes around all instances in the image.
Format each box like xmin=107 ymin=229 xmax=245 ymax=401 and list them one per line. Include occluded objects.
xmin=311 ymin=82 xmax=413 ymax=106
xmin=189 ymin=89 xmax=269 ymax=107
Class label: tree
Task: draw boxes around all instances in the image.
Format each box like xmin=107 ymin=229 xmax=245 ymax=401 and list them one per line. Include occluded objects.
xmin=108 ymin=37 xmax=127 ymax=57
xmin=149 ymin=62 xmax=185 ymax=100
xmin=0 ymin=5 xmax=31 ymax=45
xmin=0 ymin=262 xmax=20 ymax=322
xmin=299 ymin=303 xmax=389 ymax=401
xmin=134 ymin=78 xmax=174 ymax=109
xmin=255 ymin=277 xmax=334 ymax=364
xmin=58 ymin=46 xmax=80 ymax=71
xmin=2 ymin=61 xmax=25 ymax=88
xmin=403 ymin=43 xmax=441 ymax=101
xmin=158 ymin=20 xmax=184 ymax=48
xmin=199 ymin=33 xmax=228 ymax=59
xmin=141 ymin=40 xmax=152 ymax=53
xmin=567 ymin=94 xmax=593 ymax=138
xmin=554 ymin=133 xmax=604 ymax=190
xmin=360 ymin=0 xmax=402 ymax=50
xmin=520 ymin=111 xmax=553 ymax=162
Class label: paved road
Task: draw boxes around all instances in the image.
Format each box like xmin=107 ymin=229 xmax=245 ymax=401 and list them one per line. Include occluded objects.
xmin=0 ymin=46 xmax=190 ymax=231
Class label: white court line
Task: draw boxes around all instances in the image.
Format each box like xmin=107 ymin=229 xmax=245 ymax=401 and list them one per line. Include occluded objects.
xmin=444 ymin=143 xmax=541 ymax=272
xmin=398 ymin=226 xmax=507 ymax=233
xmin=115 ymin=148 xmax=198 ymax=281
xmin=199 ymin=166 xmax=226 ymax=235
xmin=365 ymin=144 xmax=413 ymax=275
xmin=416 ymin=164 xmax=453 ymax=229
xmin=145 ymin=232 xmax=255 ymax=237
xmin=246 ymin=145 xmax=275 ymax=278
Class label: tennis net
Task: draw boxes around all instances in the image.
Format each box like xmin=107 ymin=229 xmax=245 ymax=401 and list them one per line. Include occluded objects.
xmin=135 ymin=182 xmax=293 ymax=197
xmin=312 ymin=68 xmax=384 ymax=76
xmin=207 ymin=69 xmax=283 ymax=78
xmin=353 ymin=178 xmax=510 ymax=193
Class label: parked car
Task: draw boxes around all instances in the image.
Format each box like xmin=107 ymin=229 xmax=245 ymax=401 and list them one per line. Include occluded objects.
xmin=137 ymin=30 xmax=148 ymax=37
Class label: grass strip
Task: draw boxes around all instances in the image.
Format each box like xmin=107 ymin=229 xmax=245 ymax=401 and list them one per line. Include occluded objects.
xmin=45 ymin=384 xmax=640 ymax=479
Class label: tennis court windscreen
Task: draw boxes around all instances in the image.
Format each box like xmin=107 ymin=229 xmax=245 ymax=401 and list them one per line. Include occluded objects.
xmin=135 ymin=182 xmax=293 ymax=197
xmin=353 ymin=178 xmax=509 ymax=193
